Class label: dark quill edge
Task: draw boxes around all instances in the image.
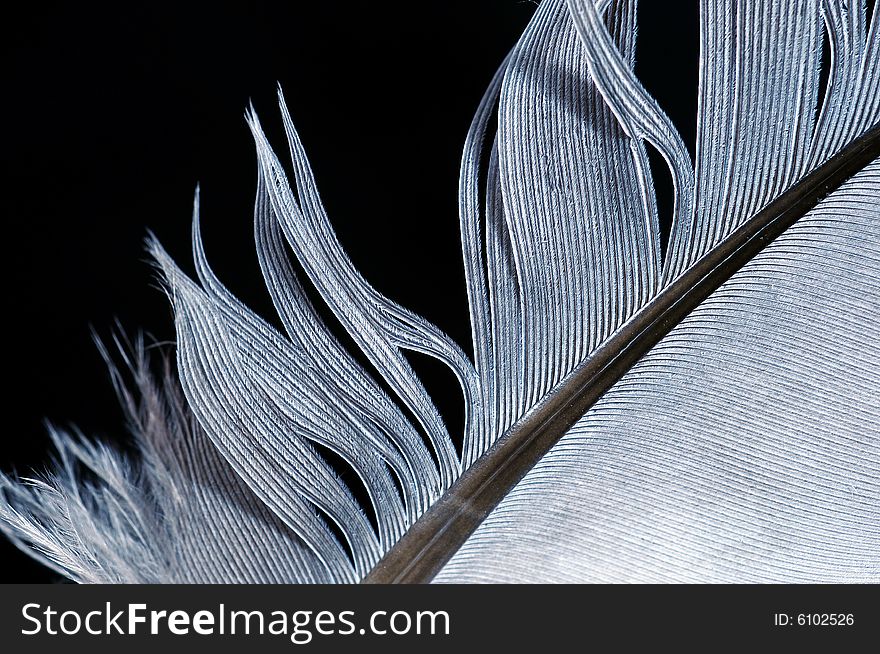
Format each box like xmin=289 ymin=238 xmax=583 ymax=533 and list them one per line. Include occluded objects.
xmin=363 ymin=122 xmax=880 ymax=584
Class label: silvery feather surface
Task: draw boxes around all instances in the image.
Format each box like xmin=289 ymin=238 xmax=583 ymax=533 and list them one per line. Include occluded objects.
xmin=1 ymin=0 xmax=878 ymax=583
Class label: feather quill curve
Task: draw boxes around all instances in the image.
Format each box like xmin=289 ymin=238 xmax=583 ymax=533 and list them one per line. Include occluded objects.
xmin=2 ymin=0 xmax=879 ymax=583
xmin=437 ymin=157 xmax=880 ymax=582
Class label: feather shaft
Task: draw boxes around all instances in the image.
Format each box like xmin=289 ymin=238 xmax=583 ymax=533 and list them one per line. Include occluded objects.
xmin=363 ymin=122 xmax=880 ymax=584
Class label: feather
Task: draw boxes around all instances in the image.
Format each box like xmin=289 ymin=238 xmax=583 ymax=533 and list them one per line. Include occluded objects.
xmin=2 ymin=0 xmax=879 ymax=583
xmin=436 ymin=158 xmax=880 ymax=582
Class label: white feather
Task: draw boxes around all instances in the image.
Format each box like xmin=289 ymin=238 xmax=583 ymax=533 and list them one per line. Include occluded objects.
xmin=2 ymin=0 xmax=878 ymax=583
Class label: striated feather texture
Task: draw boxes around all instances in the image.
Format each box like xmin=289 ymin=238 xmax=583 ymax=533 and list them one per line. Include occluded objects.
xmin=1 ymin=337 xmax=333 ymax=583
xmin=2 ymin=0 xmax=879 ymax=583
xmin=437 ymin=158 xmax=880 ymax=582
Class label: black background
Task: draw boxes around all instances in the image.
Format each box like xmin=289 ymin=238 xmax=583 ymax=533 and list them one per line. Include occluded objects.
xmin=2 ymin=1 xmax=698 ymax=582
